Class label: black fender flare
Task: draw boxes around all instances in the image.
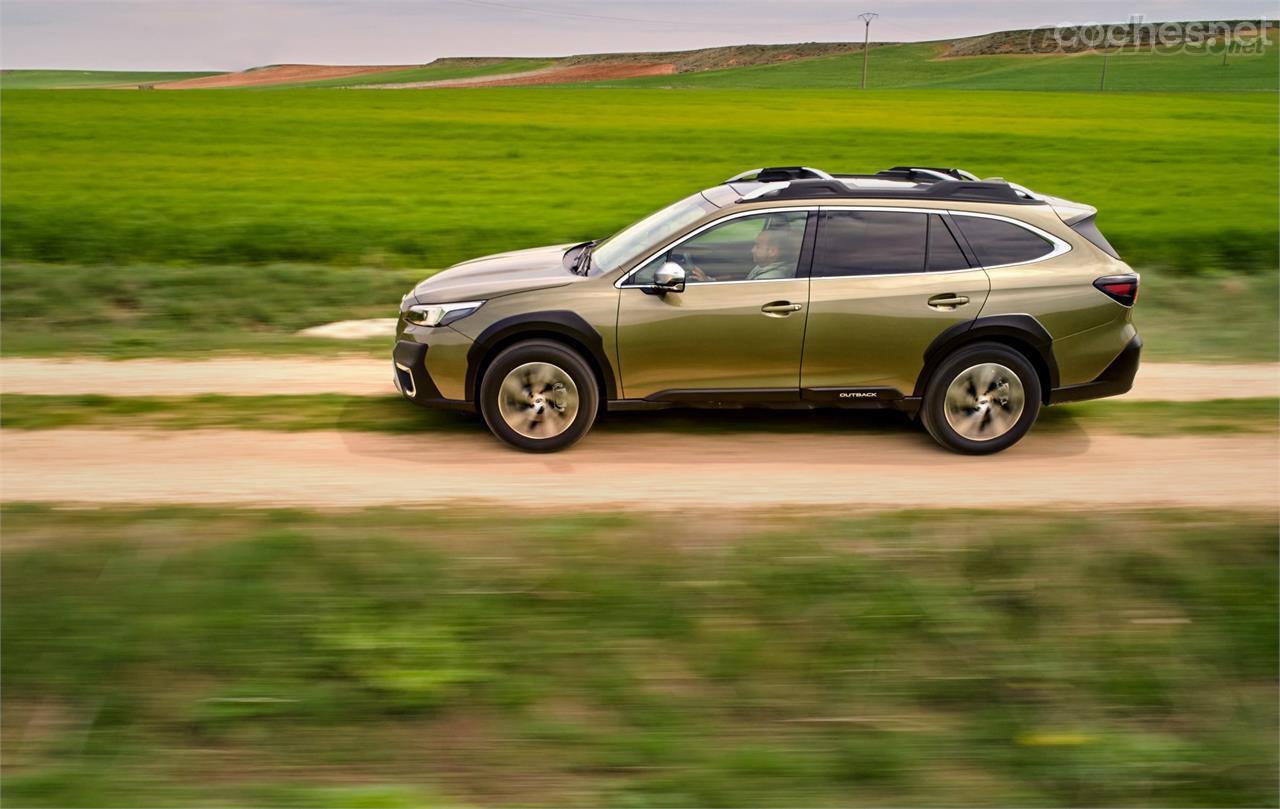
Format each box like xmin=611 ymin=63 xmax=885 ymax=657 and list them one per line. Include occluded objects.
xmin=914 ymin=314 xmax=1059 ymax=401
xmin=465 ymin=310 xmax=618 ymax=401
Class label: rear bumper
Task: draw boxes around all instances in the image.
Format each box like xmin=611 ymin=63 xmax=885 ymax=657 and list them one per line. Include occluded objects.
xmin=1048 ymin=334 xmax=1141 ymax=405
xmin=393 ymin=340 xmax=476 ymax=412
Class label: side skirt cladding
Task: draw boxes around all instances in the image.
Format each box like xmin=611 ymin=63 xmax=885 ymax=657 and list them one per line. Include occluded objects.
xmin=465 ymin=311 xmax=619 ymax=402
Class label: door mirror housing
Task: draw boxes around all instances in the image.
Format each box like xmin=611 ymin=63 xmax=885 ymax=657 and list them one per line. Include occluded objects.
xmin=653 ymin=262 xmax=686 ymax=294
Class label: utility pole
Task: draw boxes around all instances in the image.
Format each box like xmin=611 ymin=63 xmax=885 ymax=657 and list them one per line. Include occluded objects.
xmin=1099 ymin=52 xmax=1109 ymax=90
xmin=858 ymin=12 xmax=878 ymax=89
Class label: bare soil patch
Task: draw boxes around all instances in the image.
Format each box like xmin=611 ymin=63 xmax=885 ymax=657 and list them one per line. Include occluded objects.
xmin=371 ymin=63 xmax=677 ymax=89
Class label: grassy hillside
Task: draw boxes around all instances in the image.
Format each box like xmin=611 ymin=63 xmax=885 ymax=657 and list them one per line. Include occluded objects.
xmin=577 ymin=40 xmax=1279 ymax=91
xmin=1 ymin=89 xmax=1274 ymax=273
xmin=0 ymin=70 xmax=221 ymax=89
xmin=3 ymin=505 xmax=1275 ymax=806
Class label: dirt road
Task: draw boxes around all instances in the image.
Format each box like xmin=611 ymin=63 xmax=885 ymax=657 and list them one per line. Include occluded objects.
xmin=3 ymin=428 xmax=1275 ymax=508
xmin=2 ymin=358 xmax=1276 ymax=400
xmin=153 ymin=64 xmax=414 ymax=89
xmin=360 ymin=63 xmax=676 ymax=89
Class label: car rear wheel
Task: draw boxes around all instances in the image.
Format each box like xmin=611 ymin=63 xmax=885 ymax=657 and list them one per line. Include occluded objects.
xmin=479 ymin=340 xmax=599 ymax=452
xmin=920 ymin=342 xmax=1041 ymax=454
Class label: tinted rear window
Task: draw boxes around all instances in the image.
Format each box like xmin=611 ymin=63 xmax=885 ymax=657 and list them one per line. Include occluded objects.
xmin=926 ymin=214 xmax=970 ymax=271
xmin=953 ymin=215 xmax=1054 ymax=267
xmin=813 ymin=211 xmax=928 ymax=276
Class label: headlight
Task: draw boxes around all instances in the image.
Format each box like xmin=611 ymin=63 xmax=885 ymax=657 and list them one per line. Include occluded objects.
xmin=404 ymin=300 xmax=485 ymax=327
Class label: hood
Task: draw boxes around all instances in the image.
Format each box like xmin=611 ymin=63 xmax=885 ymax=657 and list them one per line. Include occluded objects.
xmin=407 ymin=243 xmax=581 ymax=305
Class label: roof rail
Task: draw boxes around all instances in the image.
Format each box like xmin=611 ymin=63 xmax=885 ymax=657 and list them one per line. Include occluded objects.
xmin=738 ymin=178 xmax=1039 ymax=205
xmin=880 ymin=166 xmax=982 ymax=182
xmin=725 ymin=166 xmax=833 ymax=183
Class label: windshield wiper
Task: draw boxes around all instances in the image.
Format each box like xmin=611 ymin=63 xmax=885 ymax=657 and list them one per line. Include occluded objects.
xmin=570 ymin=240 xmax=598 ymax=276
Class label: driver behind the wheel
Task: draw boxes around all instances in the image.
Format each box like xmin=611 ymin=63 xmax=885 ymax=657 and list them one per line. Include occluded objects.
xmin=689 ymin=227 xmax=799 ymax=282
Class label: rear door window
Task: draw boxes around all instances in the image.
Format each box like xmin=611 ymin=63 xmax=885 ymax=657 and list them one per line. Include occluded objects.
xmin=953 ymin=215 xmax=1054 ymax=267
xmin=812 ymin=211 xmax=928 ymax=276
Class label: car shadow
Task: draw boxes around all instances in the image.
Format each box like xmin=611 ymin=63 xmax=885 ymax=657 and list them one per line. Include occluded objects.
xmin=334 ymin=398 xmax=1096 ymax=461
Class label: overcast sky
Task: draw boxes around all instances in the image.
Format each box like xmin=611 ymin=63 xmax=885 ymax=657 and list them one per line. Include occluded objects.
xmin=2 ymin=0 xmax=1273 ymax=71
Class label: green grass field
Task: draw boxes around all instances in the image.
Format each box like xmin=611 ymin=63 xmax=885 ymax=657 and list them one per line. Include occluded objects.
xmin=3 ymin=504 xmax=1275 ymax=807
xmin=1 ymin=88 xmax=1275 ymax=274
xmin=577 ymin=41 xmax=1279 ymax=91
xmin=0 ymin=70 xmax=221 ymax=89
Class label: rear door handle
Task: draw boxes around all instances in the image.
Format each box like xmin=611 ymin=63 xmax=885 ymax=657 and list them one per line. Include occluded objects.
xmin=927 ymin=294 xmax=970 ymax=310
xmin=761 ymin=301 xmax=803 ymax=316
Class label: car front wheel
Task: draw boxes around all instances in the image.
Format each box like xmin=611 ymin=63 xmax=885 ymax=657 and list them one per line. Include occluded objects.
xmin=479 ymin=340 xmax=599 ymax=452
xmin=920 ymin=342 xmax=1041 ymax=454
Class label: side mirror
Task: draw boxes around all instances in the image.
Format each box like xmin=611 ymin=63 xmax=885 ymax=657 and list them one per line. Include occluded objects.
xmin=653 ymin=262 xmax=686 ymax=294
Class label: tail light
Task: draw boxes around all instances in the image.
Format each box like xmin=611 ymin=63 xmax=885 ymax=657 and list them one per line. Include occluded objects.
xmin=1094 ymin=275 xmax=1139 ymax=307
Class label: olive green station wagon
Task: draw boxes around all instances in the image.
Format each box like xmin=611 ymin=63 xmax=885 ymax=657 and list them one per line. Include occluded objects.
xmin=394 ymin=166 xmax=1141 ymax=453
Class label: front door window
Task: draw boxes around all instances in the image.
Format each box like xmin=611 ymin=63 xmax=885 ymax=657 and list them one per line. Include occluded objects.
xmin=626 ymin=211 xmax=808 ymax=285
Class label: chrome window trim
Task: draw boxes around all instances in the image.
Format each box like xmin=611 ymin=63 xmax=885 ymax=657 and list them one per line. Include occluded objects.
xmin=613 ymin=204 xmax=1071 ymax=289
xmin=941 ymin=209 xmax=1071 ymax=270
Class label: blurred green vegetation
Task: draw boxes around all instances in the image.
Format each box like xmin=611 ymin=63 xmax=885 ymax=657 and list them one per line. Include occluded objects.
xmin=2 ymin=394 xmax=1275 ymax=438
xmin=1 ymin=88 xmax=1275 ymax=273
xmin=2 ymin=505 xmax=1275 ymax=806
xmin=0 ymin=261 xmax=420 ymax=357
xmin=2 ymin=262 xmax=1276 ymax=361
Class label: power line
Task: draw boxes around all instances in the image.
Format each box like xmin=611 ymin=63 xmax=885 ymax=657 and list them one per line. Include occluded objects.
xmin=858 ymin=12 xmax=877 ymax=89
xmin=446 ymin=0 xmax=679 ymax=26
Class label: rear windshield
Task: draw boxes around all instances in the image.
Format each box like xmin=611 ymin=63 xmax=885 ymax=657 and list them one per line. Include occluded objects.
xmin=1070 ymin=214 xmax=1121 ymax=259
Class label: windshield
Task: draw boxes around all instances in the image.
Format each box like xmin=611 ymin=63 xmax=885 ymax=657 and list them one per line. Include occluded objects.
xmin=590 ymin=192 xmax=718 ymax=274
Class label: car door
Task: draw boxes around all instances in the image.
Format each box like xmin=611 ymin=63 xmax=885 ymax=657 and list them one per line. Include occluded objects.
xmin=800 ymin=208 xmax=990 ymax=398
xmin=616 ymin=210 xmax=812 ymax=400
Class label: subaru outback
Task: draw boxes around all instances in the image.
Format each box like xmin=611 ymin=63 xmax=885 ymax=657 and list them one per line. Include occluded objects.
xmin=394 ymin=166 xmax=1140 ymax=453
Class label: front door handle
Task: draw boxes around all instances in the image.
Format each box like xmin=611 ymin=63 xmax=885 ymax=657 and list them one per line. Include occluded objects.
xmin=927 ymin=294 xmax=970 ymax=310
xmin=761 ymin=301 xmax=803 ymax=316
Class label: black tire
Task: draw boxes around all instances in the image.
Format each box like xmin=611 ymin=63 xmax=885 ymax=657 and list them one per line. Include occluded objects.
xmin=920 ymin=342 xmax=1041 ymax=455
xmin=479 ymin=340 xmax=599 ymax=452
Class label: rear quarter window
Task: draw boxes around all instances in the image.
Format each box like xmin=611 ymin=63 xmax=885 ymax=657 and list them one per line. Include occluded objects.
xmin=953 ymin=215 xmax=1055 ymax=267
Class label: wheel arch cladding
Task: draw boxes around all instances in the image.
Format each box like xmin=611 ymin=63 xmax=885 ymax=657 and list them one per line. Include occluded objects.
xmin=915 ymin=315 xmax=1058 ymax=404
xmin=466 ymin=311 xmax=617 ymax=402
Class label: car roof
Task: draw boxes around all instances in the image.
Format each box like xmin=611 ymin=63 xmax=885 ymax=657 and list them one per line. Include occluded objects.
xmin=706 ymin=166 xmax=1095 ymax=224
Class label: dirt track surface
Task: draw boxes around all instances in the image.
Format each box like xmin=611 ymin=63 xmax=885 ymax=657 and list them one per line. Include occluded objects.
xmin=3 ymin=429 xmax=1275 ymax=508
xmin=363 ymin=63 xmax=676 ymax=89
xmin=154 ymin=64 xmax=414 ymax=89
xmin=2 ymin=358 xmax=1276 ymax=401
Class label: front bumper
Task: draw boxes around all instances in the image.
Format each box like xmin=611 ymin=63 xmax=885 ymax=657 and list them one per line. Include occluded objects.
xmin=392 ymin=336 xmax=476 ymax=412
xmin=1048 ymin=334 xmax=1142 ymax=405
